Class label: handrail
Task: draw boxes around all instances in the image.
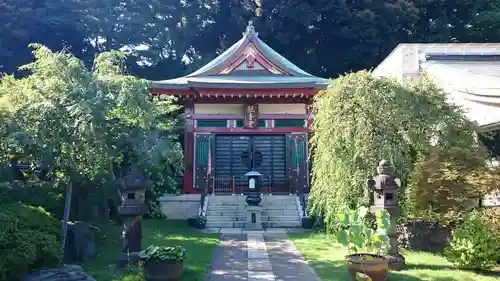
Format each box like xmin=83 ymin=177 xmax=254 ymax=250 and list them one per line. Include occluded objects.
xmin=198 ymin=178 xmax=208 ymax=217
xmin=209 ymin=175 xmax=294 ymax=195
xmin=298 ymin=185 xmax=307 ymax=216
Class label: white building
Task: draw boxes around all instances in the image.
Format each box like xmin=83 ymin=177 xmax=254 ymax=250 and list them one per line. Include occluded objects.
xmin=374 ymin=43 xmax=500 ymax=206
xmin=374 ymin=43 xmax=500 ymax=131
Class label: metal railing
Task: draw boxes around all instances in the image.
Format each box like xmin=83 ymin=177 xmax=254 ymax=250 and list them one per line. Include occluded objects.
xmin=198 ymin=179 xmax=208 ymax=217
xmin=209 ymin=175 xmax=295 ymax=195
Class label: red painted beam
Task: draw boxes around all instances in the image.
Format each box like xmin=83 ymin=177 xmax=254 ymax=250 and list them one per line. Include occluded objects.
xmin=192 ymin=97 xmax=312 ymax=104
xmin=198 ymin=88 xmax=316 ymax=96
xmin=192 ymin=114 xmax=308 ymax=120
xmin=193 ymin=127 xmax=310 ymax=133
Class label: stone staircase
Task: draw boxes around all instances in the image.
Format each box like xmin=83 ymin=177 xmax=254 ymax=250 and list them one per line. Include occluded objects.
xmin=205 ymin=195 xmax=303 ymax=228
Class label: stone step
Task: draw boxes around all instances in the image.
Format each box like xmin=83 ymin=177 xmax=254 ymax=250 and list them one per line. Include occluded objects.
xmin=208 ymin=200 xmax=296 ymax=204
xmin=206 ymin=221 xmax=246 ymax=228
xmin=208 ymin=195 xmax=296 ymax=201
xmin=263 ymin=221 xmax=302 ymax=228
xmin=205 ymin=215 xmax=300 ymax=222
xmin=263 ymin=216 xmax=300 ymax=222
xmin=263 ymin=199 xmax=297 ymax=203
xmin=207 ymin=205 xmax=242 ymax=210
xmin=208 ymin=205 xmax=297 ymax=211
xmin=205 ymin=220 xmax=301 ymax=228
xmin=206 ymin=210 xmax=244 ymax=216
xmin=206 ymin=209 xmax=300 ymax=217
xmin=263 ymin=205 xmax=298 ymax=210
xmin=265 ymin=209 xmax=300 ymax=216
xmin=206 ymin=216 xmax=246 ymax=221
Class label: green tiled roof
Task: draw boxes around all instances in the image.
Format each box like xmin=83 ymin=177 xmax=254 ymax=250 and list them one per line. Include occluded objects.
xmin=151 ymin=21 xmax=329 ymax=90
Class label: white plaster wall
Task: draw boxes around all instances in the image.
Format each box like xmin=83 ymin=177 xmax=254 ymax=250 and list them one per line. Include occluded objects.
xmin=194 ymin=104 xmax=243 ymax=114
xmin=372 ymin=46 xmax=404 ymax=81
xmin=194 ymin=103 xmax=306 ymax=115
xmin=258 ymin=103 xmax=306 ymax=114
xmin=159 ymin=194 xmax=201 ymax=219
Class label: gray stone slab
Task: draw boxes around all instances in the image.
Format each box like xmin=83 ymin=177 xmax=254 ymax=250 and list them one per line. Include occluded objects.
xmin=263 ymin=234 xmax=321 ymax=281
xmin=264 ymin=228 xmax=287 ymax=233
xmin=204 ymin=234 xmax=248 ymax=281
xmin=248 ymin=249 xmax=269 ymax=259
xmin=220 ymin=228 xmax=243 ymax=234
xmin=247 ymin=234 xmax=265 ymax=241
xmin=285 ymin=228 xmax=310 ymax=233
xmin=248 ymin=259 xmax=273 ymax=271
xmin=247 ymin=271 xmax=276 ymax=281
xmin=244 ymin=230 xmax=266 ymax=234
xmin=247 ymin=239 xmax=266 ymax=248
xmin=202 ymin=228 xmax=221 ymax=233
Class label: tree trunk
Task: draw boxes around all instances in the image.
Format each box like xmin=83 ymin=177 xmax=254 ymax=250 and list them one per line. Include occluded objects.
xmin=60 ymin=180 xmax=73 ymax=258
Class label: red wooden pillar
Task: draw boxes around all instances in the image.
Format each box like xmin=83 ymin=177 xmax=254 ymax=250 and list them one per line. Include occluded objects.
xmin=183 ymin=100 xmax=195 ymax=193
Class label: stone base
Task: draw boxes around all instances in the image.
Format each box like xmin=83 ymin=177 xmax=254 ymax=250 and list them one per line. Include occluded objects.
xmin=244 ymin=205 xmax=263 ymax=231
xmin=388 ymin=253 xmax=406 ymax=271
xmin=116 ymin=252 xmax=141 ymax=268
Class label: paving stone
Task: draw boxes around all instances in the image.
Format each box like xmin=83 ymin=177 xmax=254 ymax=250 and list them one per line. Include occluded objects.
xmin=220 ymin=228 xmax=243 ymax=234
xmin=202 ymin=228 xmax=221 ymax=233
xmin=248 ymin=249 xmax=269 ymax=259
xmin=204 ymin=234 xmax=248 ymax=281
xmin=264 ymin=234 xmax=321 ymax=281
xmin=247 ymin=240 xmax=266 ymax=250
xmin=247 ymin=234 xmax=265 ymax=241
xmin=248 ymin=259 xmax=273 ymax=271
xmin=247 ymin=271 xmax=276 ymax=281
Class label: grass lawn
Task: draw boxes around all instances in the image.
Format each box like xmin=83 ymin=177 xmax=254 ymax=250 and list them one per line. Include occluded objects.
xmin=289 ymin=232 xmax=500 ymax=281
xmin=82 ymin=219 xmax=219 ymax=281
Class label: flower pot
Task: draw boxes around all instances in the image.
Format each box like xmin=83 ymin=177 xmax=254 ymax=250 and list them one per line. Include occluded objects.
xmin=346 ymin=253 xmax=389 ymax=281
xmin=143 ymin=259 xmax=184 ymax=281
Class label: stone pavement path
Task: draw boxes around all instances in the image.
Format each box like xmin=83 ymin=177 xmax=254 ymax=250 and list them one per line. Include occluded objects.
xmin=204 ymin=233 xmax=321 ymax=281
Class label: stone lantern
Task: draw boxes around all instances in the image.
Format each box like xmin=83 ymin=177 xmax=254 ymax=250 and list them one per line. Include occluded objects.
xmin=244 ymin=170 xmax=263 ymax=230
xmin=114 ymin=167 xmax=152 ymax=267
xmin=366 ymin=160 xmax=405 ymax=270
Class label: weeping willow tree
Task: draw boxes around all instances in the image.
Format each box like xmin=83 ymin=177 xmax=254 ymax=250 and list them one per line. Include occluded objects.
xmin=308 ymin=71 xmax=479 ymax=229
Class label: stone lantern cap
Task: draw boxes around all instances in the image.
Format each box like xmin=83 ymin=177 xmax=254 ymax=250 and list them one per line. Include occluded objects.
xmin=245 ymin=170 xmax=262 ymax=177
xmin=114 ymin=169 xmax=152 ymax=192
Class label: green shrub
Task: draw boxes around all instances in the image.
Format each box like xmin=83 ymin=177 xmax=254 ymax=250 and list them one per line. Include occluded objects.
xmin=0 ymin=180 xmax=65 ymax=218
xmin=477 ymin=207 xmax=500 ymax=235
xmin=408 ymin=146 xmax=500 ymax=225
xmin=0 ymin=202 xmax=61 ymax=281
xmin=444 ymin=212 xmax=500 ymax=270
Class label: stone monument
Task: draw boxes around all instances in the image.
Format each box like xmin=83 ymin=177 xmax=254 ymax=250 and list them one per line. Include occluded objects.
xmin=244 ymin=170 xmax=263 ymax=230
xmin=114 ymin=167 xmax=151 ymax=267
xmin=366 ymin=160 xmax=406 ymax=270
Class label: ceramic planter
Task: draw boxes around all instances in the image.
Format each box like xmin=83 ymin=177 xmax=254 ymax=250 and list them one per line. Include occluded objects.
xmin=346 ymin=253 xmax=389 ymax=281
xmin=143 ymin=259 xmax=184 ymax=281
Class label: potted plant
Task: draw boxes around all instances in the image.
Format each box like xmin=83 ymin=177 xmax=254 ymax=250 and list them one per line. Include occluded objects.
xmin=335 ymin=207 xmax=391 ymax=281
xmin=139 ymin=245 xmax=186 ymax=281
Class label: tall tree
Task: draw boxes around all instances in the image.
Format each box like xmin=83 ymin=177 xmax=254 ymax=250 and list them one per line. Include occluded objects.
xmin=308 ymin=71 xmax=480 ymax=228
xmin=0 ymin=44 xmax=183 ymax=222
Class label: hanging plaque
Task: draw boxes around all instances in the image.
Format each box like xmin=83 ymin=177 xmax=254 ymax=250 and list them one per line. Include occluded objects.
xmin=244 ymin=103 xmax=259 ymax=129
